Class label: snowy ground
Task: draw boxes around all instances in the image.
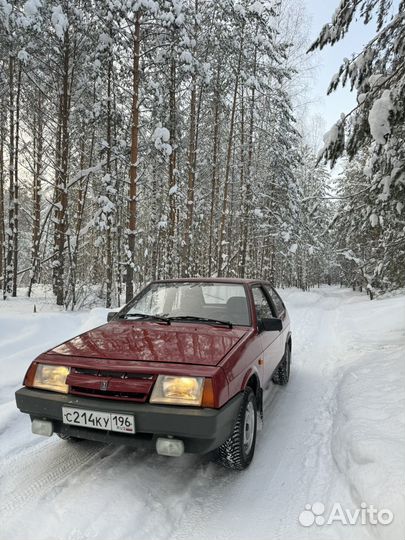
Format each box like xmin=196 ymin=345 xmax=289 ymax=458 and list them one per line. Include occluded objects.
xmin=0 ymin=286 xmax=404 ymax=540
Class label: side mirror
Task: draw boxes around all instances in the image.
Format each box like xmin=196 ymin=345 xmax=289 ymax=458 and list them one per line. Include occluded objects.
xmin=107 ymin=312 xmax=117 ymax=322
xmin=259 ymin=317 xmax=282 ymax=332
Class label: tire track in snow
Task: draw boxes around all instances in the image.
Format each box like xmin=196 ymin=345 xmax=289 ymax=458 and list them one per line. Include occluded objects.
xmin=172 ymin=290 xmax=328 ymax=540
xmin=0 ymin=440 xmax=106 ymax=517
xmin=173 ymin=288 xmax=363 ymax=540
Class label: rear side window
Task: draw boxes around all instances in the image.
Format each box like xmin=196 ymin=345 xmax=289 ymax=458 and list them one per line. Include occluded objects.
xmin=252 ymin=287 xmax=274 ymax=320
xmin=264 ymin=286 xmax=285 ymax=316
xmin=200 ymin=284 xmax=245 ymax=305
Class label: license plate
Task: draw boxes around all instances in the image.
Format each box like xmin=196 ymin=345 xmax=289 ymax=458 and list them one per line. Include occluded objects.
xmin=62 ymin=407 xmax=135 ymax=434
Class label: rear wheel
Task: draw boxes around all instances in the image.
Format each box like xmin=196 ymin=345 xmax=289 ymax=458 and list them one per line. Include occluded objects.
xmin=215 ymin=387 xmax=257 ymax=470
xmin=272 ymin=343 xmax=291 ymax=386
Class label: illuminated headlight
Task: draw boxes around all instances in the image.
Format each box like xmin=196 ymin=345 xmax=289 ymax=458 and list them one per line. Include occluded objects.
xmin=32 ymin=364 xmax=70 ymax=394
xmin=150 ymin=375 xmax=205 ymax=406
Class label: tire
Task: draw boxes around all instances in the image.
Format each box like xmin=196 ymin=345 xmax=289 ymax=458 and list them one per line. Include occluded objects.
xmin=272 ymin=343 xmax=291 ymax=386
xmin=215 ymin=387 xmax=257 ymax=470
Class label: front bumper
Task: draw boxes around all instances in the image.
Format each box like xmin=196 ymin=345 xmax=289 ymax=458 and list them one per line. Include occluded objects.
xmin=15 ymin=387 xmax=242 ymax=454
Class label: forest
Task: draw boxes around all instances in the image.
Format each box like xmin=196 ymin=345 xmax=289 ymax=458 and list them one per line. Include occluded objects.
xmin=0 ymin=0 xmax=404 ymax=308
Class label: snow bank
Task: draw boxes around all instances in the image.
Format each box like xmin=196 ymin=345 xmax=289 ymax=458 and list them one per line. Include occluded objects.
xmin=0 ymin=300 xmax=108 ymax=401
xmin=280 ymin=286 xmax=324 ymax=307
xmin=331 ymin=295 xmax=405 ymax=540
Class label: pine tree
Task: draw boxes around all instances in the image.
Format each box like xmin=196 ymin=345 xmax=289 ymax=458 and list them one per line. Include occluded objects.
xmin=309 ymin=0 xmax=405 ymax=291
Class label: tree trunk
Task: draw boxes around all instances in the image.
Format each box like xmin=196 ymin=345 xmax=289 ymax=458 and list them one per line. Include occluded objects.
xmin=240 ymin=46 xmax=257 ymax=278
xmin=112 ymin=84 xmax=122 ymax=307
xmin=54 ymin=29 xmax=71 ymax=306
xmin=238 ymin=87 xmax=245 ymax=276
xmin=0 ymin=107 xmax=4 ymax=292
xmin=182 ymin=1 xmax=199 ymax=276
xmin=166 ymin=52 xmax=177 ymax=276
xmin=68 ymin=133 xmax=93 ymax=309
xmin=182 ymin=78 xmax=197 ymax=276
xmin=217 ymin=31 xmax=244 ymax=276
xmin=106 ymin=51 xmax=113 ymax=307
xmin=5 ymin=55 xmax=15 ymax=299
xmin=12 ymin=62 xmax=22 ymax=297
xmin=125 ymin=11 xmax=141 ymax=303
xmin=208 ymin=65 xmax=220 ymax=276
xmin=28 ymin=90 xmax=43 ymax=297
xmin=150 ymin=161 xmax=160 ymax=281
xmin=52 ymin=93 xmax=63 ymax=296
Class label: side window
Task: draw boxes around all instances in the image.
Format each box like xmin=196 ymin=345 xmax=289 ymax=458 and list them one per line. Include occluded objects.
xmin=252 ymin=287 xmax=274 ymax=321
xmin=264 ymin=286 xmax=285 ymax=316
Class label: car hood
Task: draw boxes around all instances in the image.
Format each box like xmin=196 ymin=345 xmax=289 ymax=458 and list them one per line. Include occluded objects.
xmin=47 ymin=321 xmax=248 ymax=366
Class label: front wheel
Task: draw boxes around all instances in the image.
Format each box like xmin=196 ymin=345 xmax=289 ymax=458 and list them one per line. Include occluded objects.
xmin=214 ymin=388 xmax=257 ymax=470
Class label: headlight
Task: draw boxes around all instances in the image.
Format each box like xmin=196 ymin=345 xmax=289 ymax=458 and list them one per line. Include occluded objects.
xmin=32 ymin=364 xmax=70 ymax=394
xmin=150 ymin=375 xmax=205 ymax=406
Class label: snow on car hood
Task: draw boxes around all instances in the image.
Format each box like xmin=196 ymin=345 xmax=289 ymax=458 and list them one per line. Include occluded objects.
xmin=48 ymin=321 xmax=248 ymax=366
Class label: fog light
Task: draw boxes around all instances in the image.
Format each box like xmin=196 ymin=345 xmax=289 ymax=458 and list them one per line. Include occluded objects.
xmin=156 ymin=437 xmax=184 ymax=457
xmin=32 ymin=419 xmax=53 ymax=437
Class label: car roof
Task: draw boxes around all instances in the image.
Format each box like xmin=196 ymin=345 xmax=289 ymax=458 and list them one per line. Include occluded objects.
xmin=151 ymin=277 xmax=266 ymax=285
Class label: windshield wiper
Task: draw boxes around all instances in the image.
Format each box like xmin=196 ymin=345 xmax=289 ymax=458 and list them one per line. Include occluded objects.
xmin=167 ymin=316 xmax=233 ymax=328
xmin=120 ymin=312 xmax=171 ymax=324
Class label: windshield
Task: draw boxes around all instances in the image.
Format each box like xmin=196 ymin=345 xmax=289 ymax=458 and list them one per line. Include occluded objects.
xmin=123 ymin=282 xmax=250 ymax=326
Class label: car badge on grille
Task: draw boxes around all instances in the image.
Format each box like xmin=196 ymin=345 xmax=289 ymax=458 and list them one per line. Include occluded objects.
xmin=100 ymin=380 xmax=109 ymax=391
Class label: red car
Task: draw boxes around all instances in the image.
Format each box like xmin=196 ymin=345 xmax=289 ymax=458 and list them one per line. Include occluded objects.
xmin=16 ymin=278 xmax=291 ymax=470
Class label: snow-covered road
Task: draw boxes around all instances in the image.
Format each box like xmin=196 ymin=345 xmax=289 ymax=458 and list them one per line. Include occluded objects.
xmin=0 ymin=287 xmax=404 ymax=540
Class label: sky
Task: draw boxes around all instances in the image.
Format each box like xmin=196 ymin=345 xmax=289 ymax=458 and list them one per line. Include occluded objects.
xmin=303 ymin=0 xmax=377 ymax=133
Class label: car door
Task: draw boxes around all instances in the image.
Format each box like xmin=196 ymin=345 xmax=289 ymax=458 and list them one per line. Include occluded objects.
xmin=251 ymin=286 xmax=283 ymax=385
